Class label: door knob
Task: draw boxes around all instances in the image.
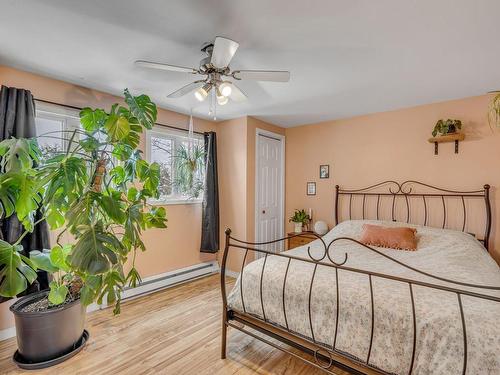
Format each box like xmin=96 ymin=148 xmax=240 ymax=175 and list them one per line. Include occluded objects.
xmin=262 ymin=210 xmax=266 ymax=214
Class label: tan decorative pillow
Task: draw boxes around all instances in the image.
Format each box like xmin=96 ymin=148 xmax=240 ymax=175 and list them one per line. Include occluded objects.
xmin=360 ymin=224 xmax=418 ymax=251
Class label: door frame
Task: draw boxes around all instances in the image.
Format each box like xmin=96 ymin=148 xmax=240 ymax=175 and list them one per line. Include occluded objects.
xmin=254 ymin=128 xmax=286 ymax=252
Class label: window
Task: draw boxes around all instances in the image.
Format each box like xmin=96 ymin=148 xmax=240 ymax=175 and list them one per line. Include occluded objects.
xmin=35 ymin=102 xmax=81 ymax=160
xmin=147 ymin=128 xmax=205 ymax=204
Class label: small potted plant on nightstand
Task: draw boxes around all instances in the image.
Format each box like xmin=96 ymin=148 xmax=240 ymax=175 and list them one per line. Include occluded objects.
xmin=289 ymin=209 xmax=311 ymax=233
xmin=432 ymin=119 xmax=462 ymax=137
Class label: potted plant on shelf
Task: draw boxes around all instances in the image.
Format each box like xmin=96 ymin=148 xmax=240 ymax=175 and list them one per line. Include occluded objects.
xmin=0 ymin=89 xmax=167 ymax=368
xmin=488 ymin=92 xmax=500 ymax=129
xmin=289 ymin=209 xmax=311 ymax=233
xmin=431 ymin=119 xmax=462 ymax=137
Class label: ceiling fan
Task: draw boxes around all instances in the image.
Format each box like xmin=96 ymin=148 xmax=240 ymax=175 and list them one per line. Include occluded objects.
xmin=135 ymin=36 xmax=290 ymax=108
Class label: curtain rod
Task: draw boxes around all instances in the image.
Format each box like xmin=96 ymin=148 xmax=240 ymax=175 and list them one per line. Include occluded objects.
xmin=35 ymin=98 xmax=205 ymax=136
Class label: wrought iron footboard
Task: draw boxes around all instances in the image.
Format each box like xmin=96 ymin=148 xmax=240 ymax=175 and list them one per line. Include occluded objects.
xmin=220 ymin=230 xmax=500 ymax=375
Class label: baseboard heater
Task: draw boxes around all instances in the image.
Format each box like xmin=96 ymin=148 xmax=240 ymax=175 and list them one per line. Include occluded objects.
xmin=119 ymin=261 xmax=219 ymax=302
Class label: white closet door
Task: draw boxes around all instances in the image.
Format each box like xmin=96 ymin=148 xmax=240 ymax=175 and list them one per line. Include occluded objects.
xmin=255 ymin=131 xmax=284 ymax=256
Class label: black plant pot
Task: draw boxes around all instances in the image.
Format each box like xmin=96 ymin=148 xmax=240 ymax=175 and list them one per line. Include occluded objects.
xmin=10 ymin=290 xmax=86 ymax=367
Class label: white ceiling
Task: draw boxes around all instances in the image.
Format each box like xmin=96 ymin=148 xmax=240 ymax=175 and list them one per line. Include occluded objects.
xmin=1 ymin=0 xmax=499 ymax=127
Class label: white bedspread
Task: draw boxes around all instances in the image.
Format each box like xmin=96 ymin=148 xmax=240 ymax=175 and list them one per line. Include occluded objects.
xmin=227 ymin=220 xmax=500 ymax=375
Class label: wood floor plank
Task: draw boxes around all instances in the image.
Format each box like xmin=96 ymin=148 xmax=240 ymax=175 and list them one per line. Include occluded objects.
xmin=0 ymin=274 xmax=349 ymax=374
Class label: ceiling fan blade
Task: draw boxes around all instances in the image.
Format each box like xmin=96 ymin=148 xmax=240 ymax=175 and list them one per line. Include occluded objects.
xmin=229 ymin=83 xmax=247 ymax=102
xmin=167 ymin=81 xmax=205 ymax=98
xmin=135 ymin=60 xmax=198 ymax=74
xmin=232 ymin=70 xmax=290 ymax=82
xmin=211 ymin=37 xmax=239 ymax=68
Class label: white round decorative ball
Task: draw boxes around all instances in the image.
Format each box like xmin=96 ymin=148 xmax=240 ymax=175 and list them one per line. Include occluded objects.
xmin=314 ymin=221 xmax=328 ymax=235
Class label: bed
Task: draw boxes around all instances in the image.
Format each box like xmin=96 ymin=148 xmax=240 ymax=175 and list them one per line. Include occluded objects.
xmin=220 ymin=181 xmax=500 ymax=375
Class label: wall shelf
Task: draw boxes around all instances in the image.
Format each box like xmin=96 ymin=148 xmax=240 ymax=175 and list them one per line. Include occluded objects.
xmin=428 ymin=133 xmax=465 ymax=155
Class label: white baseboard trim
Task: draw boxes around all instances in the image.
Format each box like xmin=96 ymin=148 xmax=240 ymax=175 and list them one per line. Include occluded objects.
xmin=0 ymin=326 xmax=16 ymax=341
xmin=0 ymin=261 xmax=219 ymax=342
xmin=120 ymin=261 xmax=219 ymax=301
xmin=87 ymin=302 xmax=100 ymax=313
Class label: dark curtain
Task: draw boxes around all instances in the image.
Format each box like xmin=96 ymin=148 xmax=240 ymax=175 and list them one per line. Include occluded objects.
xmin=200 ymin=131 xmax=219 ymax=253
xmin=0 ymin=85 xmax=50 ymax=302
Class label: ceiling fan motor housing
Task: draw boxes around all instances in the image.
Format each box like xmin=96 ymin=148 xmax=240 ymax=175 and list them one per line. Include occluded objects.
xmin=199 ymin=41 xmax=214 ymax=70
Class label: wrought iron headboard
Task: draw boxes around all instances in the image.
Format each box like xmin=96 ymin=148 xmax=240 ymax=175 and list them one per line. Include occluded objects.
xmin=334 ymin=180 xmax=492 ymax=251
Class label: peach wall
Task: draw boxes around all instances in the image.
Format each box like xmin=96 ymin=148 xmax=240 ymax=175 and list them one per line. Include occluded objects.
xmin=285 ymin=94 xmax=500 ymax=264
xmin=0 ymin=66 xmax=217 ymax=330
xmin=217 ymin=116 xmax=285 ymax=272
xmin=0 ymin=300 xmax=15 ymax=335
xmin=217 ymin=117 xmax=248 ymax=272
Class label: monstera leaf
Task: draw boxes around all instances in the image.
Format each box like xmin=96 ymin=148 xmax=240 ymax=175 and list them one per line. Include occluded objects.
xmin=145 ymin=207 xmax=167 ymax=229
xmin=136 ymin=159 xmax=160 ymax=197
xmin=30 ymin=244 xmax=72 ymax=274
xmin=79 ymin=108 xmax=107 ymax=133
xmin=99 ymin=193 xmax=126 ymax=224
xmin=105 ymin=115 xmax=130 ymax=142
xmin=30 ymin=250 xmax=59 ymax=273
xmin=0 ymin=139 xmax=42 ymax=228
xmin=79 ymin=274 xmax=102 ymax=306
xmin=123 ymin=150 xmax=141 ymax=180
xmin=120 ymin=127 xmax=141 ymax=149
xmin=65 ymin=192 xmax=97 ymax=232
xmin=99 ymin=270 xmax=125 ymax=314
xmin=0 ymin=138 xmax=40 ymax=172
xmin=41 ymin=155 xmax=88 ymax=205
xmin=79 ymin=137 xmax=100 ymax=153
xmin=0 ymin=240 xmax=37 ymax=297
xmin=48 ymin=281 xmax=69 ymax=305
xmin=0 ymin=171 xmax=40 ymax=230
xmin=68 ymin=223 xmax=124 ymax=275
xmin=122 ymin=202 xmax=144 ymax=251
xmin=45 ymin=198 xmax=66 ymax=229
xmin=15 ymin=173 xmax=42 ymax=231
xmin=124 ymin=89 xmax=157 ymax=129
xmin=0 ymin=171 xmax=22 ymax=219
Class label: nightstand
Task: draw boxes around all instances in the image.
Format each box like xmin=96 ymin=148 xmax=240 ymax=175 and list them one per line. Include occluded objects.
xmin=287 ymin=231 xmax=317 ymax=250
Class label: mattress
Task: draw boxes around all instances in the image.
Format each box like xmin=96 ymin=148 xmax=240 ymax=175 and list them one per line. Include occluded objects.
xmin=227 ymin=220 xmax=500 ymax=375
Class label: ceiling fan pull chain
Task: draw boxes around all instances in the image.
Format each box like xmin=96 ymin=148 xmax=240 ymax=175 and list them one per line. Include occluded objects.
xmin=212 ymin=88 xmax=217 ymax=120
xmin=208 ymin=88 xmax=214 ymax=118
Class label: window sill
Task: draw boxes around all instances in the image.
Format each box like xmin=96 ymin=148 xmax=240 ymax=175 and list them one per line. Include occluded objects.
xmin=148 ymin=198 xmax=203 ymax=206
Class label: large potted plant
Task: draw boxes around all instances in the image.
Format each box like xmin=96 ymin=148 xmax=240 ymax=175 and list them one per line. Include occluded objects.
xmin=0 ymin=89 xmax=167 ymax=368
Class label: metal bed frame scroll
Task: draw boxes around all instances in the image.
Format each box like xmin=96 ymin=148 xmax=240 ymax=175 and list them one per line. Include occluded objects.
xmin=220 ymin=181 xmax=498 ymax=375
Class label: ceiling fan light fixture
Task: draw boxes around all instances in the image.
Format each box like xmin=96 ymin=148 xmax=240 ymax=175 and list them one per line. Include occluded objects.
xmin=194 ymin=83 xmax=212 ymax=101
xmin=219 ymin=82 xmax=232 ymax=97
xmin=217 ymin=95 xmax=229 ymax=106
xmin=194 ymin=88 xmax=207 ymax=101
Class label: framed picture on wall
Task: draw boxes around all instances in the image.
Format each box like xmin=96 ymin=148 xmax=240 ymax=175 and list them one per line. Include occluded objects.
xmin=319 ymin=165 xmax=329 ymax=179
xmin=306 ymin=182 xmax=316 ymax=196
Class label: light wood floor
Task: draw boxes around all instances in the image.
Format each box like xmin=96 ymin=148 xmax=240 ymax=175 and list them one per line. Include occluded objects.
xmin=0 ymin=274 xmax=350 ymax=374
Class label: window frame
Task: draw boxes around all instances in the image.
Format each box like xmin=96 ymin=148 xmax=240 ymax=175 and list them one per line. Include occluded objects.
xmin=34 ymin=101 xmax=82 ymax=156
xmin=146 ymin=126 xmax=205 ymax=206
